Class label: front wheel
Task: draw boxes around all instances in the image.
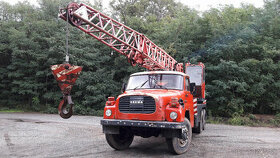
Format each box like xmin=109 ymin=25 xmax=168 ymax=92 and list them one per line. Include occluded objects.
xmin=105 ymin=128 xmax=134 ymax=150
xmin=166 ymin=118 xmax=192 ymax=154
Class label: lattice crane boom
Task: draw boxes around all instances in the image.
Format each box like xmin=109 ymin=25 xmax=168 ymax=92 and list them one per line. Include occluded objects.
xmin=59 ymin=2 xmax=183 ymax=72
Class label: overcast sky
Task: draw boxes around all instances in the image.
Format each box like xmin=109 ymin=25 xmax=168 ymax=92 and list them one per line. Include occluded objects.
xmin=181 ymin=0 xmax=264 ymax=11
xmin=2 ymin=0 xmax=264 ymax=11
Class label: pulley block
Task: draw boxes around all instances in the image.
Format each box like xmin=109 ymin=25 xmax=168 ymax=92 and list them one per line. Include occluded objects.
xmin=51 ymin=63 xmax=82 ymax=119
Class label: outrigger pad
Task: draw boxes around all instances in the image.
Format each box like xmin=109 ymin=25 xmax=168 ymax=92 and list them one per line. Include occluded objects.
xmin=51 ymin=64 xmax=82 ymax=95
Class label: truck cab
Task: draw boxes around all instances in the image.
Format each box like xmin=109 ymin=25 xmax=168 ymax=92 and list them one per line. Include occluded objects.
xmin=101 ymin=63 xmax=206 ymax=154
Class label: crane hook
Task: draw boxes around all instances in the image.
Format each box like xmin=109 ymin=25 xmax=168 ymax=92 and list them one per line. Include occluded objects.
xmin=51 ymin=64 xmax=82 ymax=119
xmin=58 ymin=95 xmax=74 ymax=119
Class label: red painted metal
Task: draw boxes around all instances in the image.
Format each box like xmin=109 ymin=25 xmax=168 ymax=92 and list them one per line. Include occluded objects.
xmin=185 ymin=62 xmax=205 ymax=99
xmin=103 ymin=82 xmax=195 ymax=127
xmin=59 ymin=2 xmax=183 ymax=72
xmin=51 ymin=63 xmax=82 ymax=119
xmin=51 ymin=64 xmax=82 ymax=95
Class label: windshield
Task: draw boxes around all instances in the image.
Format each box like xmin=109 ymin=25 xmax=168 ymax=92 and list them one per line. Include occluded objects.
xmin=186 ymin=66 xmax=203 ymax=85
xmin=126 ymin=74 xmax=184 ymax=90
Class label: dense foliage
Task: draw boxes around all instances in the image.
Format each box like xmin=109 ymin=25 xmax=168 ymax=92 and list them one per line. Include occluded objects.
xmin=0 ymin=0 xmax=279 ymax=117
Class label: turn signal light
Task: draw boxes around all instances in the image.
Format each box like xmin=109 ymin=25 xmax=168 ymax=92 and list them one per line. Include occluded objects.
xmin=170 ymin=97 xmax=179 ymax=107
xmin=106 ymin=97 xmax=115 ymax=106
xmin=108 ymin=97 xmax=115 ymax=101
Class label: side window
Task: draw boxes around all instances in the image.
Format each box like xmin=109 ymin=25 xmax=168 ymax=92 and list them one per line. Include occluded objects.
xmin=203 ymin=67 xmax=205 ymax=82
xmin=185 ymin=77 xmax=190 ymax=91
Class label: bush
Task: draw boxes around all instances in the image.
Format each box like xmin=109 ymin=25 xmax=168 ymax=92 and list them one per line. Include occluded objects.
xmin=32 ymin=97 xmax=41 ymax=111
xmin=207 ymin=116 xmax=225 ymax=124
xmin=273 ymin=114 xmax=280 ymax=127
xmin=72 ymin=104 xmax=104 ymax=116
xmin=269 ymin=119 xmax=280 ymax=127
xmin=0 ymin=107 xmax=10 ymax=111
xmin=275 ymin=113 xmax=280 ymax=120
xmin=228 ymin=116 xmax=244 ymax=125
xmin=44 ymin=105 xmax=58 ymax=114
xmin=93 ymin=109 xmax=104 ymax=116
xmin=74 ymin=104 xmax=87 ymax=115
xmin=228 ymin=115 xmax=255 ymax=126
xmin=248 ymin=114 xmax=256 ymax=120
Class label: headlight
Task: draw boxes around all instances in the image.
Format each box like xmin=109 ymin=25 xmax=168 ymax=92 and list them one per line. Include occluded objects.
xmin=105 ymin=109 xmax=112 ymax=117
xmin=170 ymin=112 xmax=178 ymax=120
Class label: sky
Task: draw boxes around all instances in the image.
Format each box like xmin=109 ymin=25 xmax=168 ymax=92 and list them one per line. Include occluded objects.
xmin=1 ymin=0 xmax=265 ymax=11
xmin=181 ymin=0 xmax=264 ymax=11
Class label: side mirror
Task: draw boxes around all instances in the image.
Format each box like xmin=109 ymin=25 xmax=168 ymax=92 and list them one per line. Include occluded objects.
xmin=178 ymin=98 xmax=184 ymax=107
xmin=121 ymin=83 xmax=127 ymax=93
xmin=190 ymin=82 xmax=196 ymax=94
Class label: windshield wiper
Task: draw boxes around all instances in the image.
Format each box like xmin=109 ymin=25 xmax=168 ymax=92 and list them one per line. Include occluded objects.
xmin=134 ymin=79 xmax=149 ymax=90
xmin=133 ymin=75 xmax=168 ymax=90
xmin=155 ymin=80 xmax=168 ymax=90
xmin=151 ymin=77 xmax=168 ymax=90
xmin=155 ymin=83 xmax=168 ymax=90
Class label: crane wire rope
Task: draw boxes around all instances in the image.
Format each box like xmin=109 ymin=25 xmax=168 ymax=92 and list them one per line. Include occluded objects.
xmin=65 ymin=7 xmax=69 ymax=63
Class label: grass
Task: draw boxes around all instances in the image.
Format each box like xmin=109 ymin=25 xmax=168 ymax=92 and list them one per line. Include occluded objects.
xmin=0 ymin=109 xmax=24 ymax=112
xmin=207 ymin=114 xmax=280 ymax=128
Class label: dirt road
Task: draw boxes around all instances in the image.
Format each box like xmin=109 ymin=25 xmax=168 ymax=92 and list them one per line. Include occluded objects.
xmin=0 ymin=113 xmax=280 ymax=158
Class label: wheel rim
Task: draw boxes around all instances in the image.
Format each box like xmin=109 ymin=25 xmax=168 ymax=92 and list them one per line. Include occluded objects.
xmin=178 ymin=139 xmax=187 ymax=147
xmin=178 ymin=126 xmax=188 ymax=147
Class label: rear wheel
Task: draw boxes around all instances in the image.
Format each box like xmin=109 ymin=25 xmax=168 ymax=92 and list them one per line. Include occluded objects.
xmin=105 ymin=128 xmax=134 ymax=150
xmin=166 ymin=118 xmax=192 ymax=155
xmin=202 ymin=109 xmax=206 ymax=130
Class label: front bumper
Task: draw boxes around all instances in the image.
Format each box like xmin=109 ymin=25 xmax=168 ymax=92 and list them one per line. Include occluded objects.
xmin=101 ymin=119 xmax=185 ymax=129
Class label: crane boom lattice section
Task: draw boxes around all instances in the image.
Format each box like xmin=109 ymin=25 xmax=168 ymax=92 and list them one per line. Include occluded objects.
xmin=59 ymin=3 xmax=183 ymax=72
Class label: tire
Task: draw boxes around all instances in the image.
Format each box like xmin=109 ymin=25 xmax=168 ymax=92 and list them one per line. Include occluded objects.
xmin=105 ymin=128 xmax=134 ymax=150
xmin=166 ymin=118 xmax=192 ymax=155
xmin=193 ymin=111 xmax=203 ymax=134
xmin=202 ymin=109 xmax=206 ymax=130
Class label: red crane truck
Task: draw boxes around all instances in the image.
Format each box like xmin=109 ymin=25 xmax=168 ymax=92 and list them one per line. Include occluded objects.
xmin=57 ymin=2 xmax=207 ymax=154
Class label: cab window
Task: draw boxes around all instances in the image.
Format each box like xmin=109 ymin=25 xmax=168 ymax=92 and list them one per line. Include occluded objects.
xmin=185 ymin=77 xmax=190 ymax=91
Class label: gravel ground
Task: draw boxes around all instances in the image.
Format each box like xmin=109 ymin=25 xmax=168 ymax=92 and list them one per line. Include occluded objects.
xmin=0 ymin=112 xmax=280 ymax=158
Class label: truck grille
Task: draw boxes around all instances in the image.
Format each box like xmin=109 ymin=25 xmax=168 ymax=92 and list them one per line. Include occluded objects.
xmin=119 ymin=96 xmax=156 ymax=114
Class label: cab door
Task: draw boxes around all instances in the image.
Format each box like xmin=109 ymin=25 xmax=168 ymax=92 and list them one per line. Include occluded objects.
xmin=185 ymin=62 xmax=205 ymax=99
xmin=183 ymin=76 xmax=194 ymax=127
